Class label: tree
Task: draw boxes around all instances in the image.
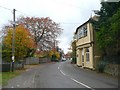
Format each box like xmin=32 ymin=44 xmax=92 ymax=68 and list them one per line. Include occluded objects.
xmin=2 ymin=25 xmax=36 ymax=62
xmin=17 ymin=17 xmax=62 ymax=51
xmin=108 ymin=7 xmax=120 ymax=56
xmin=48 ymin=50 xmax=60 ymax=61
xmin=93 ymin=2 xmax=120 ymax=62
xmin=71 ymin=40 xmax=76 ymax=64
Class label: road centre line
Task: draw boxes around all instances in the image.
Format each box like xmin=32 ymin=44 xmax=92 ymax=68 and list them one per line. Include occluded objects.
xmin=17 ymin=84 xmax=20 ymax=87
xmin=71 ymin=78 xmax=94 ymax=90
xmin=59 ymin=63 xmax=94 ymax=90
xmin=11 ymin=86 xmax=14 ymax=88
xmin=60 ymin=70 xmax=66 ymax=76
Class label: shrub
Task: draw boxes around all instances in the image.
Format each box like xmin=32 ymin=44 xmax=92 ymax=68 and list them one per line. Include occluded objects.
xmin=96 ymin=61 xmax=106 ymax=73
xmin=71 ymin=57 xmax=76 ymax=64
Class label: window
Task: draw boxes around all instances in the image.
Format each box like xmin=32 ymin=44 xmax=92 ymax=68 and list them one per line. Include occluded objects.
xmin=83 ymin=25 xmax=87 ymax=37
xmin=86 ymin=48 xmax=89 ymax=62
xmin=78 ymin=28 xmax=83 ymax=39
xmin=77 ymin=25 xmax=87 ymax=40
xmin=77 ymin=29 xmax=79 ymax=39
xmin=82 ymin=48 xmax=84 ymax=62
xmin=79 ymin=29 xmax=82 ymax=38
xmin=81 ymin=28 xmax=84 ymax=37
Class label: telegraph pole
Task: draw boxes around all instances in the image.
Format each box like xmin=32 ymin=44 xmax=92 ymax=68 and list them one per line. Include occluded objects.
xmin=54 ymin=39 xmax=55 ymax=53
xmin=11 ymin=9 xmax=16 ymax=72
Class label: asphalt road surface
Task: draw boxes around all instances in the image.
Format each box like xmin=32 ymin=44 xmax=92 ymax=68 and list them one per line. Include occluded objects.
xmin=4 ymin=60 xmax=119 ymax=89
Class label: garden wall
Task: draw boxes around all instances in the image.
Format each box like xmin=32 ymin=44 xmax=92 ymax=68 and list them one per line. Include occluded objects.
xmin=25 ymin=57 xmax=39 ymax=65
xmin=104 ymin=64 xmax=119 ymax=76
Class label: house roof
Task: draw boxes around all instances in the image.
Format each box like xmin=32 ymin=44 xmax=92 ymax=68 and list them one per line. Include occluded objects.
xmin=75 ymin=18 xmax=91 ymax=34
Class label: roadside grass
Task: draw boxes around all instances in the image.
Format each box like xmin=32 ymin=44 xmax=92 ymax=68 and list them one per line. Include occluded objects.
xmin=0 ymin=73 xmax=2 ymax=86
xmin=0 ymin=64 xmax=40 ymax=86
xmin=1 ymin=71 xmax=21 ymax=86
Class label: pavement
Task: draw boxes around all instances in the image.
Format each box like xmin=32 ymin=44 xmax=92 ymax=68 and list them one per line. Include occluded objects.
xmin=2 ymin=61 xmax=119 ymax=89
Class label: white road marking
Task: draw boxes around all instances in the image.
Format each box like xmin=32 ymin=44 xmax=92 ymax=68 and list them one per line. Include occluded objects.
xmin=71 ymin=78 xmax=94 ymax=90
xmin=58 ymin=67 xmax=60 ymax=69
xmin=60 ymin=70 xmax=66 ymax=76
xmin=65 ymin=74 xmax=70 ymax=77
xmin=59 ymin=62 xmax=94 ymax=90
xmin=11 ymin=86 xmax=14 ymax=88
xmin=17 ymin=84 xmax=20 ymax=87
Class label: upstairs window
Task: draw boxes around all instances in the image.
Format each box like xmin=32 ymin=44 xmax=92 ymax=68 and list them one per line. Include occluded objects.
xmin=83 ymin=25 xmax=87 ymax=37
xmin=76 ymin=24 xmax=88 ymax=40
xmin=79 ymin=29 xmax=83 ymax=38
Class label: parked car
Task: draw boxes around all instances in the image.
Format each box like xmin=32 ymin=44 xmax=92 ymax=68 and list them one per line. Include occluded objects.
xmin=62 ymin=57 xmax=66 ymax=61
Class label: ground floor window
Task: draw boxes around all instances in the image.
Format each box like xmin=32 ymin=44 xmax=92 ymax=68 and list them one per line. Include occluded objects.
xmin=81 ymin=48 xmax=84 ymax=66
xmin=86 ymin=48 xmax=89 ymax=62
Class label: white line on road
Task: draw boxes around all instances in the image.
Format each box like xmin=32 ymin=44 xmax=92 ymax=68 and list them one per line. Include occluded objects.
xmin=59 ymin=62 xmax=94 ymax=90
xmin=17 ymin=84 xmax=20 ymax=87
xmin=11 ymin=86 xmax=14 ymax=88
xmin=71 ymin=78 xmax=95 ymax=90
xmin=60 ymin=70 xmax=66 ymax=76
xmin=58 ymin=66 xmax=59 ymax=69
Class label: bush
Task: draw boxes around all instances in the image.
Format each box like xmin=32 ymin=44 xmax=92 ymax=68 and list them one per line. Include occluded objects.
xmin=71 ymin=57 xmax=76 ymax=64
xmin=96 ymin=61 xmax=106 ymax=73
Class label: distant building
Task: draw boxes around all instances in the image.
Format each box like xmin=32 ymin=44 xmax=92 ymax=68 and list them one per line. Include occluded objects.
xmin=74 ymin=16 xmax=101 ymax=70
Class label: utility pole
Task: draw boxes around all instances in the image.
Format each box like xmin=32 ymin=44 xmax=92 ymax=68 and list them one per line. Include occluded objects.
xmin=54 ymin=39 xmax=56 ymax=61
xmin=11 ymin=9 xmax=16 ymax=72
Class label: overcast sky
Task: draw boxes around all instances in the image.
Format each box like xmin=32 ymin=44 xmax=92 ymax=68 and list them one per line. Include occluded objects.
xmin=0 ymin=0 xmax=101 ymax=53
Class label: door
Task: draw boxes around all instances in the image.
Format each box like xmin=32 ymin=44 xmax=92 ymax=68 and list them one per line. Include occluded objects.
xmin=82 ymin=48 xmax=84 ymax=66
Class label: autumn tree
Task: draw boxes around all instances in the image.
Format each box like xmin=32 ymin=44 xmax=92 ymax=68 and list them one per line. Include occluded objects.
xmin=48 ymin=50 xmax=60 ymax=61
xmin=17 ymin=17 xmax=62 ymax=52
xmin=2 ymin=25 xmax=36 ymax=62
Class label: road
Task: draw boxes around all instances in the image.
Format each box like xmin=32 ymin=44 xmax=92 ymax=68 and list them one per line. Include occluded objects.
xmin=4 ymin=60 xmax=119 ymax=89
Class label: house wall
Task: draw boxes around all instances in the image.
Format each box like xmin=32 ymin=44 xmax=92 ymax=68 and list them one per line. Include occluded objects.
xmin=76 ymin=23 xmax=94 ymax=69
xmin=76 ymin=49 xmax=81 ymax=66
xmin=85 ymin=46 xmax=93 ymax=69
xmin=77 ymin=46 xmax=94 ymax=69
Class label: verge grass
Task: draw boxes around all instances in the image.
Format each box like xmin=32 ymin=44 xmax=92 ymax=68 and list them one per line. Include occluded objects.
xmin=1 ymin=64 xmax=40 ymax=86
xmin=1 ymin=71 xmax=21 ymax=86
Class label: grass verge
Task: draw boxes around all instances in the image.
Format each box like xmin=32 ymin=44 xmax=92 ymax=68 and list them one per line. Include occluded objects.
xmin=1 ymin=71 xmax=22 ymax=86
xmin=0 ymin=64 xmax=40 ymax=86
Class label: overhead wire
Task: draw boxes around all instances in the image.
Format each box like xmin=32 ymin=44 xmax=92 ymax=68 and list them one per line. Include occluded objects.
xmin=0 ymin=5 xmax=12 ymax=11
xmin=0 ymin=5 xmax=83 ymax=25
